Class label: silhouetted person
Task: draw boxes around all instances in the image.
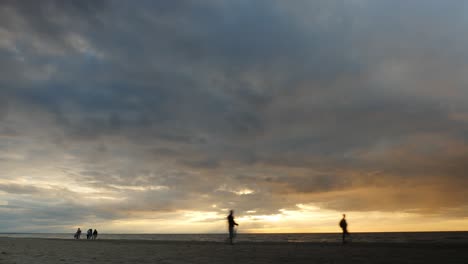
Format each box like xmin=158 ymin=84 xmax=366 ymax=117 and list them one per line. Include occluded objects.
xmin=93 ymin=229 xmax=98 ymax=240
xmin=227 ymin=210 xmax=239 ymax=245
xmin=86 ymin=229 xmax=93 ymax=240
xmin=74 ymin=228 xmax=82 ymax=239
xmin=339 ymin=214 xmax=349 ymax=244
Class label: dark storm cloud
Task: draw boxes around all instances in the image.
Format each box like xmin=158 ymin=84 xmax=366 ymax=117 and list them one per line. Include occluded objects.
xmin=0 ymin=93 xmax=8 ymax=121
xmin=0 ymin=0 xmax=105 ymax=48
xmin=3 ymin=0 xmax=354 ymax=142
xmin=2 ymin=0 xmax=468 ymax=231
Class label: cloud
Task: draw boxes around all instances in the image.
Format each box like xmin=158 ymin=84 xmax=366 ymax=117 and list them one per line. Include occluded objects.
xmin=1 ymin=0 xmax=468 ymax=232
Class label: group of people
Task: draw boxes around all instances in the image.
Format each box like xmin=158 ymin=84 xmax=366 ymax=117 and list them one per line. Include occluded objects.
xmin=72 ymin=211 xmax=348 ymax=244
xmin=227 ymin=210 xmax=351 ymax=245
xmin=74 ymin=228 xmax=98 ymax=240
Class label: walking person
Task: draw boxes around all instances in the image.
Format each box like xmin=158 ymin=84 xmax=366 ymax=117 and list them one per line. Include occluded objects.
xmin=339 ymin=214 xmax=349 ymax=244
xmin=227 ymin=210 xmax=239 ymax=245
xmin=86 ymin=229 xmax=93 ymax=240
xmin=93 ymin=229 xmax=98 ymax=240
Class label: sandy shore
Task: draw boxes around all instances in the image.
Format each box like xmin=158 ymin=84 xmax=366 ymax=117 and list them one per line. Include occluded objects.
xmin=0 ymin=237 xmax=466 ymax=264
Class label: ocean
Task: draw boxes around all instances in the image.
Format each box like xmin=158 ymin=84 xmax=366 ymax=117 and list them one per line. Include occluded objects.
xmin=1 ymin=232 xmax=467 ymax=244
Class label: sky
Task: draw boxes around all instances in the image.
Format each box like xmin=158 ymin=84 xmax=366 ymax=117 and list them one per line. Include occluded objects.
xmin=1 ymin=0 xmax=468 ymax=233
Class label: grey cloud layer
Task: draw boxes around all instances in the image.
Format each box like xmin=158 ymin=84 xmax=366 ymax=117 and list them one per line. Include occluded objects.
xmin=1 ymin=0 xmax=468 ymax=230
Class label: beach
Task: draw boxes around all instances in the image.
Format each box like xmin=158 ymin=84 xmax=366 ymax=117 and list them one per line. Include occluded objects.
xmin=0 ymin=238 xmax=466 ymax=264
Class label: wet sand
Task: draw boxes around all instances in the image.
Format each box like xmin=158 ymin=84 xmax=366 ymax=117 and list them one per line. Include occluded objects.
xmin=0 ymin=237 xmax=466 ymax=264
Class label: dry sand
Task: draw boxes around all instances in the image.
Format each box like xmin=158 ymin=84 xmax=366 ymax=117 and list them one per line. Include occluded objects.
xmin=0 ymin=237 xmax=466 ymax=264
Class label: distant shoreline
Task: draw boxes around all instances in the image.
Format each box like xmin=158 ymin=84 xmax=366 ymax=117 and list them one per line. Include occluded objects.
xmin=1 ymin=230 xmax=467 ymax=234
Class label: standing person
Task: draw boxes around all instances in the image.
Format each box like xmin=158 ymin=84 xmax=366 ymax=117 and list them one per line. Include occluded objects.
xmin=74 ymin=228 xmax=82 ymax=239
xmin=227 ymin=210 xmax=239 ymax=245
xmin=339 ymin=214 xmax=349 ymax=244
xmin=87 ymin=229 xmax=93 ymax=240
xmin=93 ymin=229 xmax=98 ymax=240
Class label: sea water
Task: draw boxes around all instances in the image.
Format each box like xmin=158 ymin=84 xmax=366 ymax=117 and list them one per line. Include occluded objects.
xmin=1 ymin=232 xmax=467 ymax=243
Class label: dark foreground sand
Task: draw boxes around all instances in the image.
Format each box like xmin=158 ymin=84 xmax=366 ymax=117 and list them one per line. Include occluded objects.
xmin=0 ymin=238 xmax=467 ymax=264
